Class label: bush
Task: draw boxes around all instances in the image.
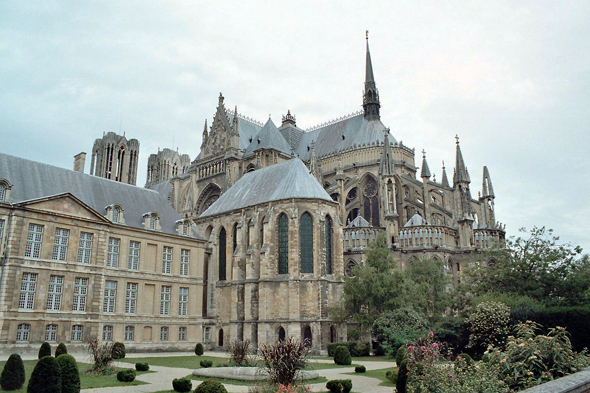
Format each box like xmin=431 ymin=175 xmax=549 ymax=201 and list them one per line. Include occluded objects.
xmin=56 ymin=354 xmax=80 ymax=393
xmin=194 ymin=379 xmax=228 ymax=393
xmin=195 ymin=342 xmax=205 ymax=356
xmin=27 ymin=355 xmax=62 ymax=393
xmin=87 ymin=338 xmax=115 ymax=370
xmin=172 ymin=377 xmax=192 ymax=392
xmin=228 ymin=339 xmax=253 ymax=366
xmin=458 ymin=353 xmax=473 ymax=366
xmin=354 ymin=365 xmax=366 ymax=373
xmin=135 ymin=362 xmax=149 ymax=371
xmin=385 ymin=369 xmax=398 ymax=384
xmin=116 ymin=369 xmax=136 ymax=382
xmin=1 ymin=353 xmax=25 ymax=391
xmin=326 ymin=341 xmax=371 ymax=357
xmin=38 ymin=342 xmax=52 ymax=359
xmin=468 ymin=301 xmax=511 ymax=352
xmin=333 ymin=346 xmax=351 ymax=365
xmin=373 ymin=308 xmax=429 ymax=357
xmin=112 ymin=342 xmax=126 ymax=359
xmin=55 ymin=342 xmax=68 ymax=357
xmin=200 ymin=360 xmax=213 ymax=368
xmin=259 ymin=337 xmax=311 ymax=386
xmin=326 ymin=379 xmax=352 ymax=393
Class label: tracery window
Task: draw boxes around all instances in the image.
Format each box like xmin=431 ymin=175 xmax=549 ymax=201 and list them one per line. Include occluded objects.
xmin=325 ymin=215 xmax=333 ymax=275
xmin=218 ymin=227 xmax=226 ymax=280
xmin=300 ymin=213 xmax=313 ymax=273
xmin=363 ymin=177 xmax=380 ymax=226
xmin=278 ymin=214 xmax=288 ymax=274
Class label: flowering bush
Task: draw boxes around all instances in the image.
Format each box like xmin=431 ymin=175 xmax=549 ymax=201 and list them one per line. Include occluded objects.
xmin=468 ymin=301 xmax=511 ymax=351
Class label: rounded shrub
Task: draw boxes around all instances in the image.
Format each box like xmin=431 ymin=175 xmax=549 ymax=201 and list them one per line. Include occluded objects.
xmin=395 ymin=346 xmax=408 ymax=366
xmin=116 ymin=369 xmax=136 ymax=382
xmin=112 ymin=342 xmax=126 ymax=359
xmin=194 ymin=379 xmax=228 ymax=393
xmin=56 ymin=354 xmax=80 ymax=393
xmin=38 ymin=342 xmax=52 ymax=359
xmin=385 ymin=369 xmax=398 ymax=384
xmin=354 ymin=365 xmax=366 ymax=373
xmin=195 ymin=342 xmax=204 ymax=356
xmin=135 ymin=362 xmax=150 ymax=371
xmin=55 ymin=342 xmax=68 ymax=357
xmin=172 ymin=377 xmax=192 ymax=392
xmin=326 ymin=379 xmax=353 ymax=393
xmin=333 ymin=345 xmax=352 ymax=365
xmin=27 ymin=355 xmax=62 ymax=393
xmin=200 ymin=359 xmax=213 ymax=368
xmin=1 ymin=353 xmax=26 ymax=391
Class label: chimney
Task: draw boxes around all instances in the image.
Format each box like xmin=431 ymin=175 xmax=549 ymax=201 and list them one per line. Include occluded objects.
xmin=74 ymin=152 xmax=87 ymax=173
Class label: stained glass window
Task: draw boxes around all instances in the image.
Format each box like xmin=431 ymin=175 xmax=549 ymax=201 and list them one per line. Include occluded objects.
xmin=278 ymin=214 xmax=288 ymax=274
xmin=218 ymin=228 xmax=226 ymax=280
xmin=300 ymin=212 xmax=313 ymax=273
xmin=325 ymin=215 xmax=333 ymax=275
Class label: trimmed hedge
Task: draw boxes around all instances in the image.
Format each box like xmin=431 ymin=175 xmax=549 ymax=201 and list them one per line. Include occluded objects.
xmin=27 ymin=356 xmax=62 ymax=393
xmin=354 ymin=365 xmax=366 ymax=373
xmin=200 ymin=359 xmax=213 ymax=368
xmin=55 ymin=342 xmax=68 ymax=357
xmin=56 ymin=354 xmax=80 ymax=393
xmin=395 ymin=346 xmax=409 ymax=393
xmin=38 ymin=342 xmax=52 ymax=359
xmin=326 ymin=341 xmax=371 ymax=357
xmin=172 ymin=377 xmax=192 ymax=392
xmin=117 ymin=369 xmax=136 ymax=382
xmin=326 ymin=379 xmax=352 ymax=393
xmin=195 ymin=342 xmax=204 ymax=356
xmin=333 ymin=346 xmax=352 ymax=365
xmin=1 ymin=354 xmax=25 ymax=391
xmin=194 ymin=379 xmax=228 ymax=393
xmin=135 ymin=362 xmax=150 ymax=371
xmin=112 ymin=342 xmax=126 ymax=359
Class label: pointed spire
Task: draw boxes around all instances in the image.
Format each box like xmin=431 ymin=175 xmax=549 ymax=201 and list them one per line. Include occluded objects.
xmin=231 ymin=106 xmax=239 ymax=136
xmin=453 ymin=135 xmax=470 ymax=185
xmin=363 ymin=31 xmax=380 ymax=120
xmin=202 ymin=119 xmax=208 ymax=139
xmin=420 ymin=150 xmax=431 ymax=178
xmin=441 ymin=161 xmax=450 ymax=187
xmin=482 ymin=166 xmax=495 ymax=198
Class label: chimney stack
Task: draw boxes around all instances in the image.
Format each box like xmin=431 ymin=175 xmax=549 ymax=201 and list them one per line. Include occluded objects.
xmin=74 ymin=152 xmax=86 ymax=173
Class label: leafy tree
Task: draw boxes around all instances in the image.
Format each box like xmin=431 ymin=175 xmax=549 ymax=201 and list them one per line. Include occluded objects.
xmin=403 ymin=258 xmax=451 ymax=322
xmin=373 ymin=308 xmax=429 ymax=356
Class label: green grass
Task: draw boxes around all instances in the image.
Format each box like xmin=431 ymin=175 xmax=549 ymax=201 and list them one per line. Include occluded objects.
xmin=311 ymin=355 xmax=395 ymax=362
xmin=121 ymin=355 xmax=227 ymax=369
xmin=0 ymin=359 xmax=149 ymax=392
xmin=307 ymin=361 xmax=363 ymax=370
xmin=344 ymin=366 xmax=396 ymax=386
xmin=188 ymin=374 xmax=327 ymax=386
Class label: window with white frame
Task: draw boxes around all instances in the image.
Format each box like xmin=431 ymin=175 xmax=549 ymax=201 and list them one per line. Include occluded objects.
xmin=16 ymin=323 xmax=30 ymax=341
xmin=112 ymin=206 xmax=121 ymax=224
xmin=77 ymin=232 xmax=93 ymax=264
xmin=52 ymin=228 xmax=69 ymax=261
xmin=125 ymin=326 xmax=135 ymax=341
xmin=160 ymin=326 xmax=169 ymax=341
xmin=71 ymin=325 xmax=83 ymax=341
xmin=179 ymin=326 xmax=187 ymax=341
xmin=150 ymin=213 xmax=158 ymax=229
xmin=0 ymin=220 xmax=4 ymax=245
xmin=128 ymin=241 xmax=140 ymax=270
xmin=46 ymin=275 xmax=64 ymax=311
xmin=179 ymin=287 xmax=188 ymax=316
xmin=107 ymin=238 xmax=120 ymax=268
xmin=180 ymin=249 xmax=189 ymax=276
xmin=103 ymin=281 xmax=117 ymax=313
xmin=162 ymin=246 xmax=172 ymax=274
xmin=103 ymin=325 xmax=113 ymax=341
xmin=125 ymin=283 xmax=137 ymax=314
xmin=160 ymin=286 xmax=171 ymax=315
xmin=25 ymin=223 xmax=43 ymax=258
xmin=45 ymin=324 xmax=58 ymax=341
xmin=19 ymin=272 xmax=37 ymax=309
xmin=72 ymin=277 xmax=88 ymax=312
xmin=0 ymin=183 xmax=6 ymax=202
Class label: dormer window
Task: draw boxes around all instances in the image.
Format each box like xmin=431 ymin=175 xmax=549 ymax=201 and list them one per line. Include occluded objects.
xmin=143 ymin=212 xmax=160 ymax=230
xmin=0 ymin=179 xmax=12 ymax=202
xmin=105 ymin=204 xmax=124 ymax=224
xmin=176 ymin=218 xmax=192 ymax=236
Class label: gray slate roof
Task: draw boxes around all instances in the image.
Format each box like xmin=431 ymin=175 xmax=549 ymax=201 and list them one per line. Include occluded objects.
xmin=199 ymin=158 xmax=333 ymax=218
xmin=243 ymin=119 xmax=292 ymax=157
xmin=227 ymin=113 xmax=263 ymax=151
xmin=0 ymin=152 xmax=199 ymax=238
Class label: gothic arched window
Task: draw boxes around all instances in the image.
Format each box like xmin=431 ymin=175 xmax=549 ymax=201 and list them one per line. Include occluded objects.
xmin=325 ymin=215 xmax=333 ymax=275
xmin=363 ymin=177 xmax=380 ymax=226
xmin=278 ymin=326 xmax=286 ymax=342
xmin=219 ymin=227 xmax=226 ymax=280
xmin=300 ymin=212 xmax=313 ymax=274
xmin=232 ymin=223 xmax=238 ymax=252
xmin=278 ymin=214 xmax=288 ymax=274
xmin=303 ymin=326 xmax=312 ymax=346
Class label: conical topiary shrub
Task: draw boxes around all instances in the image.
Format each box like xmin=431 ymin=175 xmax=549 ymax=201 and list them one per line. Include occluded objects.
xmin=333 ymin=345 xmax=352 ymax=365
xmin=28 ymin=355 xmax=62 ymax=393
xmin=112 ymin=342 xmax=126 ymax=359
xmin=0 ymin=353 xmax=26 ymax=391
xmin=55 ymin=342 xmax=68 ymax=357
xmin=38 ymin=342 xmax=52 ymax=359
xmin=56 ymin=354 xmax=80 ymax=393
xmin=195 ymin=342 xmax=204 ymax=356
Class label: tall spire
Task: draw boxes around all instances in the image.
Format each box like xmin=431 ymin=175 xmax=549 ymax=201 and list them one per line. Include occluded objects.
xmin=363 ymin=31 xmax=380 ymax=120
xmin=420 ymin=150 xmax=431 ymax=178
xmin=202 ymin=119 xmax=208 ymax=141
xmin=441 ymin=161 xmax=450 ymax=187
xmin=453 ymin=135 xmax=470 ymax=185
xmin=482 ymin=166 xmax=495 ymax=198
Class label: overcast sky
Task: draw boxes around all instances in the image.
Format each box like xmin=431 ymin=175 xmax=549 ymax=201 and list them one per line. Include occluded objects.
xmin=1 ymin=1 xmax=589 ymax=252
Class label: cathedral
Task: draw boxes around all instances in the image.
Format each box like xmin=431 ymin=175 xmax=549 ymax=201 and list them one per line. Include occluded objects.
xmin=0 ymin=38 xmax=505 ymax=354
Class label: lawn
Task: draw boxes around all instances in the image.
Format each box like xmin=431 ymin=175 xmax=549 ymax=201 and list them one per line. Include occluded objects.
xmin=344 ymin=367 xmax=396 ymax=386
xmin=121 ymin=355 xmax=228 ymax=369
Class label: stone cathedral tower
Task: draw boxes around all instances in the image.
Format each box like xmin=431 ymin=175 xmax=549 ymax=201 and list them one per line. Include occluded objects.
xmin=89 ymin=132 xmax=140 ymax=185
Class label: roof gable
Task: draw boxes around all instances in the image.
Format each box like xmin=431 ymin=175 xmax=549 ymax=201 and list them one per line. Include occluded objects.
xmin=243 ymin=119 xmax=292 ymax=157
xmin=16 ymin=193 xmax=110 ymax=223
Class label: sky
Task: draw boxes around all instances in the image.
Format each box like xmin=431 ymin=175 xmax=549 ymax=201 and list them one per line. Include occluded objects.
xmin=1 ymin=1 xmax=589 ymax=252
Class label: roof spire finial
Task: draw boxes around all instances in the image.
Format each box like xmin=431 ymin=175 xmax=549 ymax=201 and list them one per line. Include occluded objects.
xmin=363 ymin=31 xmax=380 ymax=120
xmin=366 ymin=30 xmax=369 ymax=40
xmin=455 ymin=134 xmax=460 ymax=145
xmin=422 ymin=149 xmax=426 ymax=159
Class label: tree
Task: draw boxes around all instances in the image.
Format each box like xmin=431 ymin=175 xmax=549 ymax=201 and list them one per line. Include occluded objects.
xmin=464 ymin=227 xmax=590 ymax=306
xmin=372 ymin=308 xmax=429 ymax=356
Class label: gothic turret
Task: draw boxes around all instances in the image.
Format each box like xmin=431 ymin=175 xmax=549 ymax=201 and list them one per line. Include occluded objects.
xmin=420 ymin=150 xmax=431 ymax=179
xmin=481 ymin=166 xmax=495 ymax=198
xmin=480 ymin=166 xmax=496 ymax=228
xmin=453 ymin=136 xmax=471 ymax=186
xmin=453 ymin=136 xmax=474 ymax=246
xmin=363 ymin=32 xmax=380 ymax=120
xmin=441 ymin=162 xmax=450 ymax=188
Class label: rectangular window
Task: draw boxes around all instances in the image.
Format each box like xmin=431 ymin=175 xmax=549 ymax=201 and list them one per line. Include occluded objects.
xmin=0 ymin=185 xmax=5 ymax=201
xmin=16 ymin=324 xmax=30 ymax=341
xmin=180 ymin=249 xmax=190 ymax=276
xmin=125 ymin=326 xmax=134 ymax=341
xmin=160 ymin=326 xmax=169 ymax=341
xmin=103 ymin=325 xmax=113 ymax=341
xmin=19 ymin=272 xmax=37 ymax=309
xmin=77 ymin=232 xmax=93 ymax=264
xmin=0 ymin=220 xmax=4 ymax=245
xmin=160 ymin=286 xmax=171 ymax=316
xmin=52 ymin=228 xmax=69 ymax=261
xmin=107 ymin=238 xmax=120 ymax=268
xmin=46 ymin=275 xmax=64 ymax=311
xmin=179 ymin=326 xmax=187 ymax=341
xmin=71 ymin=325 xmax=83 ymax=341
xmin=178 ymin=287 xmax=188 ymax=316
xmin=72 ymin=277 xmax=88 ymax=312
xmin=128 ymin=241 xmax=140 ymax=270
xmin=125 ymin=283 xmax=137 ymax=314
xmin=103 ymin=280 xmax=117 ymax=313
xmin=25 ymin=223 xmax=43 ymax=258
xmin=162 ymin=246 xmax=172 ymax=274
xmin=45 ymin=324 xmax=58 ymax=341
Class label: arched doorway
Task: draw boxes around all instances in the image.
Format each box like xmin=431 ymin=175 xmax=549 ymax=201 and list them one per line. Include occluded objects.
xmin=218 ymin=328 xmax=224 ymax=347
xmin=278 ymin=326 xmax=286 ymax=342
xmin=303 ymin=326 xmax=312 ymax=346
